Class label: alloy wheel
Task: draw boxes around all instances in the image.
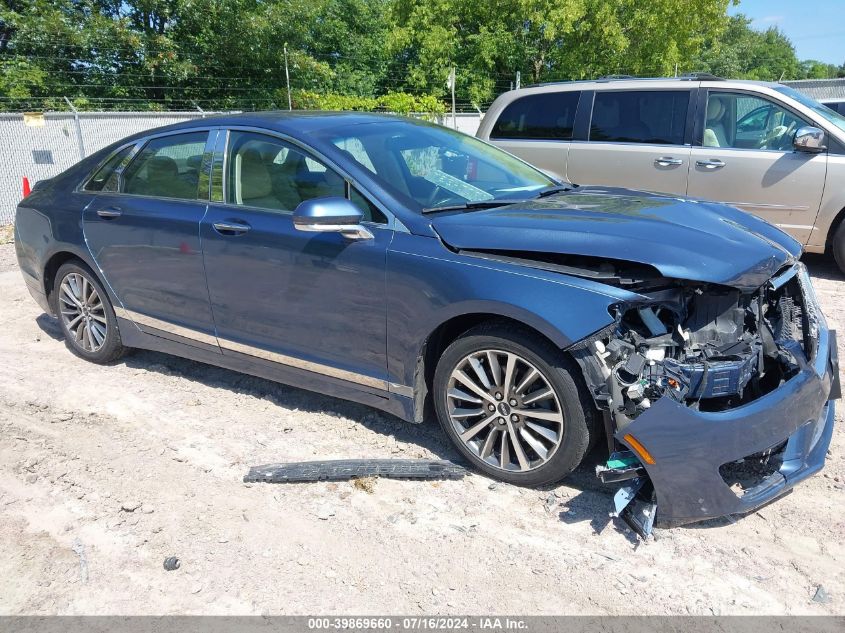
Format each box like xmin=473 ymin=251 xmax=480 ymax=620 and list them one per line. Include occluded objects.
xmin=446 ymin=349 xmax=564 ymax=472
xmin=58 ymin=272 xmax=108 ymax=353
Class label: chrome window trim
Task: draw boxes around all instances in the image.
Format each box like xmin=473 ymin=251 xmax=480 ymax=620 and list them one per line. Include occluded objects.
xmin=210 ymin=128 xmax=228 ymax=203
xmin=83 ymin=190 xmax=212 ymax=206
xmin=197 ymin=130 xmax=219 ymax=202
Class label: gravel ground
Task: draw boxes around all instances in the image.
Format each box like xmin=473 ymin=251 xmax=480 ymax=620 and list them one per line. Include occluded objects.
xmin=0 ymin=239 xmax=842 ymax=615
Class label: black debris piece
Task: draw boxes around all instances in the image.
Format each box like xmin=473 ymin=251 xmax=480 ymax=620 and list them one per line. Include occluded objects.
xmin=244 ymin=459 xmax=467 ymax=484
xmin=163 ymin=556 xmax=181 ymax=571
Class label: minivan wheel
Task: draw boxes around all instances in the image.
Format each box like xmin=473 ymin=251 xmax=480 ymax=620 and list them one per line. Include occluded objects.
xmin=433 ymin=323 xmax=598 ymax=487
xmin=53 ymin=261 xmax=126 ymax=363
xmin=832 ymin=221 xmax=845 ymax=275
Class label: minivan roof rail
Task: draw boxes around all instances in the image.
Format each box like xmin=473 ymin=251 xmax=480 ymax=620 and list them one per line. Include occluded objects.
xmin=524 ymin=73 xmax=726 ymax=89
xmin=678 ymin=72 xmax=725 ymax=81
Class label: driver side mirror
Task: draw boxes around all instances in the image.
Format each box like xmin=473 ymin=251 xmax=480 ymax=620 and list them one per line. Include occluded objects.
xmin=793 ymin=126 xmax=826 ymax=153
xmin=292 ymin=197 xmax=373 ymax=241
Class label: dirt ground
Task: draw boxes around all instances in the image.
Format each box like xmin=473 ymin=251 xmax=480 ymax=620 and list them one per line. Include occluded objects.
xmin=0 ymin=238 xmax=843 ymax=616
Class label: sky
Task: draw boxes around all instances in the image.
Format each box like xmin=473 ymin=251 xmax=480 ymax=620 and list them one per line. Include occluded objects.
xmin=729 ymin=0 xmax=845 ymax=65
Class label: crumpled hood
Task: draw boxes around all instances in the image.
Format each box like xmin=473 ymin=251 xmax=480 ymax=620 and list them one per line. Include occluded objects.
xmin=431 ymin=186 xmax=802 ymax=290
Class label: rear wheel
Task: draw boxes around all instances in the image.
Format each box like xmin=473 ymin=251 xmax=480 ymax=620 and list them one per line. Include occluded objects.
xmin=53 ymin=261 xmax=126 ymax=363
xmin=433 ymin=323 xmax=597 ymax=487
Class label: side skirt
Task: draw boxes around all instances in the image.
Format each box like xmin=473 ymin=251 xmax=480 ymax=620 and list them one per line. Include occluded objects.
xmin=117 ymin=317 xmax=415 ymax=422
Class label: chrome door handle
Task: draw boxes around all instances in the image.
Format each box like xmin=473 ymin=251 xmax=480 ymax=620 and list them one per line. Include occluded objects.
xmin=696 ymin=159 xmax=725 ymax=170
xmin=96 ymin=207 xmax=122 ymax=218
xmin=654 ymin=156 xmax=683 ymax=167
xmin=213 ymin=220 xmax=251 ymax=235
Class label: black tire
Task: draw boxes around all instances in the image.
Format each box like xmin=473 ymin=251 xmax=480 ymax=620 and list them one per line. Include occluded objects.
xmin=433 ymin=322 xmax=599 ymax=487
xmin=52 ymin=260 xmax=126 ymax=364
xmin=832 ymin=221 xmax=845 ymax=275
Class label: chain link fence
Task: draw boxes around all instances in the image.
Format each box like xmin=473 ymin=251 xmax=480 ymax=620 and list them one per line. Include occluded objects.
xmin=0 ymin=110 xmax=482 ymax=225
xmin=0 ymin=111 xmax=218 ymax=224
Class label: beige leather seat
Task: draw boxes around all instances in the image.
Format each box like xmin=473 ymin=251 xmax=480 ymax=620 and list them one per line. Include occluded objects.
xmin=141 ymin=156 xmax=195 ymax=199
xmin=704 ymin=97 xmax=729 ymax=147
xmin=235 ymin=149 xmax=280 ymax=209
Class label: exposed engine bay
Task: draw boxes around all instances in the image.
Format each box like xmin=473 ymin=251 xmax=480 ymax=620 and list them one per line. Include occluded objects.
xmin=566 ymin=263 xmax=821 ymax=538
xmin=459 ymin=248 xmax=834 ymax=540
xmin=574 ymin=268 xmax=814 ymax=430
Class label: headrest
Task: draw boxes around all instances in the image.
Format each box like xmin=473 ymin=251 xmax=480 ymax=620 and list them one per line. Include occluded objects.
xmin=186 ymin=155 xmax=202 ymax=170
xmin=237 ymin=148 xmax=272 ymax=200
xmin=707 ymin=98 xmax=725 ymax=121
xmin=146 ymin=156 xmax=179 ymax=181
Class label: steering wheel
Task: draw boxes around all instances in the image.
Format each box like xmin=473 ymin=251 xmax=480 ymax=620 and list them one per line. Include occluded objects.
xmin=424 ymin=184 xmax=446 ymax=207
xmin=425 ymin=185 xmax=466 ymax=209
xmin=757 ymin=120 xmax=798 ymax=151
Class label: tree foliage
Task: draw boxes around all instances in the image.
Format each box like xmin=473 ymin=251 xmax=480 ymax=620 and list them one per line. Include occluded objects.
xmin=0 ymin=0 xmax=841 ymax=112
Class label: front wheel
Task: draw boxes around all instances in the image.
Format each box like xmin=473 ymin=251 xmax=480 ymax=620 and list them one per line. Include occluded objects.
xmin=53 ymin=260 xmax=126 ymax=363
xmin=433 ymin=323 xmax=598 ymax=487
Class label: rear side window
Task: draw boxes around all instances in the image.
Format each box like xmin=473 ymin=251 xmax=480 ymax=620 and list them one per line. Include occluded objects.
xmin=122 ymin=132 xmax=208 ymax=199
xmin=83 ymin=145 xmax=134 ymax=192
xmin=490 ymin=91 xmax=580 ymax=140
xmin=590 ymin=90 xmax=689 ymax=145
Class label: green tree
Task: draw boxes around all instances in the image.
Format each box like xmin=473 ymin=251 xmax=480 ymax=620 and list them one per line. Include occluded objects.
xmin=694 ymin=14 xmax=802 ymax=81
xmin=388 ymin=0 xmax=732 ymax=108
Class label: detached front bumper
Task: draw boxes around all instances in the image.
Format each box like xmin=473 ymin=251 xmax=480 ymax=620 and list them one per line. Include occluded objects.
xmin=618 ymin=323 xmax=839 ymax=526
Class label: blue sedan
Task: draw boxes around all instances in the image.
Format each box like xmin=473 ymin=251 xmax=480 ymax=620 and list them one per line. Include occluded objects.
xmin=14 ymin=112 xmax=838 ymax=535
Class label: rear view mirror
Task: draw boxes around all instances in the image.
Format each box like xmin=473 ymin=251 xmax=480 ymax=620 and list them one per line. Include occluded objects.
xmin=292 ymin=197 xmax=373 ymax=240
xmin=793 ymin=126 xmax=826 ymax=153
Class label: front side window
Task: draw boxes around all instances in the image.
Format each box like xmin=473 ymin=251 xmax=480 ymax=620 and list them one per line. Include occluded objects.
xmin=590 ymin=90 xmax=689 ymax=145
xmin=323 ymin=122 xmax=554 ymax=212
xmin=490 ymin=91 xmax=580 ymax=140
xmin=122 ymin=132 xmax=208 ymax=199
xmin=705 ymin=92 xmax=811 ymax=151
xmin=83 ymin=145 xmax=134 ymax=192
xmin=225 ymin=131 xmax=386 ymax=223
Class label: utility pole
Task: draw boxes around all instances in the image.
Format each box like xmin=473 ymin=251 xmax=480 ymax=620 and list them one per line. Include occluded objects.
xmin=515 ymin=71 xmax=521 ymax=90
xmin=284 ymin=44 xmax=292 ymax=111
xmin=447 ymin=67 xmax=457 ymax=129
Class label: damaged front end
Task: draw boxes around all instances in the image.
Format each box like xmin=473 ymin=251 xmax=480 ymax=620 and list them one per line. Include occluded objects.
xmin=570 ymin=262 xmax=839 ymax=538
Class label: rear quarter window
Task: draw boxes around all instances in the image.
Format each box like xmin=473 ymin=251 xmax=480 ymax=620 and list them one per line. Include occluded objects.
xmin=490 ymin=91 xmax=580 ymax=140
xmin=83 ymin=146 xmax=134 ymax=192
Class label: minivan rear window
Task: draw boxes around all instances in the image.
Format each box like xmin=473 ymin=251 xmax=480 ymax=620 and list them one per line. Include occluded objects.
xmin=590 ymin=90 xmax=689 ymax=145
xmin=490 ymin=91 xmax=580 ymax=141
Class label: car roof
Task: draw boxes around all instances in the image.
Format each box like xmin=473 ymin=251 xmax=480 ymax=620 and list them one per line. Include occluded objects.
xmin=521 ymin=76 xmax=781 ymax=92
xmin=139 ymin=111 xmax=409 ymax=138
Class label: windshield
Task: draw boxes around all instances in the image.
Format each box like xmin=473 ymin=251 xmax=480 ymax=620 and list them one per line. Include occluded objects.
xmin=317 ymin=120 xmax=556 ymax=212
xmin=775 ymin=85 xmax=845 ymax=134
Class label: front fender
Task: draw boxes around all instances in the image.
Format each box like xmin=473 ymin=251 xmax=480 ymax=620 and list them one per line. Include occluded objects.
xmin=386 ymin=232 xmax=640 ymax=392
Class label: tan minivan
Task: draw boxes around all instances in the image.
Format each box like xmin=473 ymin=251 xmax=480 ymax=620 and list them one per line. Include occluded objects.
xmin=477 ymin=76 xmax=845 ymax=272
